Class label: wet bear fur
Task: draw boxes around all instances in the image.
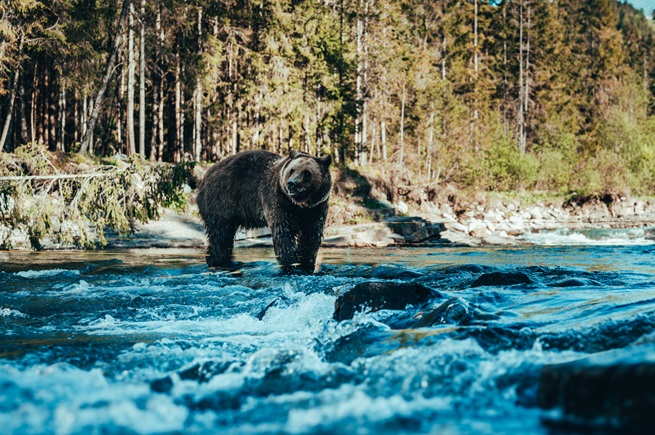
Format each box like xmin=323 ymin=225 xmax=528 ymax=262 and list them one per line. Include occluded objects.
xmin=197 ymin=149 xmax=333 ymax=273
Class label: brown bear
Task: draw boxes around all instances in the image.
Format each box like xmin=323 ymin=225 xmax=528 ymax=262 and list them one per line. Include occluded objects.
xmin=196 ymin=149 xmax=332 ymax=273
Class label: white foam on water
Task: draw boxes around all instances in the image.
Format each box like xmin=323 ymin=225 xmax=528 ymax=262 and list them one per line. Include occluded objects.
xmin=79 ymin=291 xmax=336 ymax=345
xmin=0 ymin=307 xmax=27 ymax=317
xmin=0 ymin=363 xmax=188 ymax=435
xmin=16 ymin=269 xmax=80 ymax=279
xmin=520 ymin=228 xmax=655 ymax=246
xmin=284 ymin=387 xmax=451 ymax=434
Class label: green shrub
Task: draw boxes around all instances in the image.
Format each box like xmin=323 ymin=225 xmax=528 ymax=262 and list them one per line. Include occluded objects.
xmin=0 ymin=144 xmax=193 ymax=249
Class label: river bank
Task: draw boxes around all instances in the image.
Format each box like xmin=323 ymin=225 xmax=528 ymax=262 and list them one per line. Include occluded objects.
xmin=3 ymin=193 xmax=653 ymax=251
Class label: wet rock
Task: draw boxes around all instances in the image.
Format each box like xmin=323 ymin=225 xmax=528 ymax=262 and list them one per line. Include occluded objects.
xmin=333 ymin=282 xmax=436 ymax=321
xmin=178 ymin=360 xmax=243 ymax=383
xmin=322 ymin=223 xmax=399 ymax=247
xmin=471 ymin=271 xmax=532 ymax=287
xmin=369 ymin=265 xmax=423 ymax=280
xmin=150 ymin=376 xmax=174 ymax=393
xmin=539 ymin=344 xmax=655 ymax=431
xmin=646 ymin=228 xmax=655 ymax=240
xmin=412 ymin=297 xmax=473 ymax=327
xmin=439 ymin=229 xmax=482 ymax=246
xmin=386 ymin=217 xmax=445 ymax=243
xmin=540 ymin=314 xmax=655 ymax=354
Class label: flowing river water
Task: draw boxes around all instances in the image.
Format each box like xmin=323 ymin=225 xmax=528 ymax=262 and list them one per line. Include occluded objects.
xmin=1 ymin=228 xmax=655 ymax=434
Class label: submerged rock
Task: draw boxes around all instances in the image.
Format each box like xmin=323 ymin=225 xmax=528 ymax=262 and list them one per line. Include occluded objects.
xmin=472 ymin=271 xmax=532 ymax=287
xmin=539 ymin=344 xmax=655 ymax=431
xmin=150 ymin=376 xmax=174 ymax=393
xmin=412 ymin=297 xmax=473 ymax=327
xmin=333 ymin=282 xmax=436 ymax=321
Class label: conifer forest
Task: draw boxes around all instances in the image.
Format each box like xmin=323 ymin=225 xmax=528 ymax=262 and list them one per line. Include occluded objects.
xmin=2 ymin=0 xmax=655 ymax=194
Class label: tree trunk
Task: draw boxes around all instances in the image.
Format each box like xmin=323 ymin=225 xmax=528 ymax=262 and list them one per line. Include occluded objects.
xmin=474 ymin=0 xmax=479 ymax=76
xmin=428 ymin=106 xmax=434 ymax=181
xmin=193 ymin=6 xmax=203 ymax=161
xmin=361 ymin=100 xmax=367 ymax=166
xmin=174 ymin=45 xmax=183 ymax=162
xmin=442 ymin=0 xmax=447 ymax=80
xmin=31 ymin=63 xmax=37 ymax=143
xmin=0 ymin=64 xmax=20 ymax=151
xmin=127 ymin=0 xmax=136 ymax=155
xmin=82 ymin=92 xmax=88 ymax=142
xmin=502 ymin=2 xmax=509 ymax=135
xmin=48 ymin=71 xmax=57 ymax=151
xmin=73 ymin=95 xmax=78 ymax=146
xmin=524 ymin=5 xmax=531 ymax=149
xmin=42 ymin=63 xmax=51 ymax=147
xmin=58 ymin=84 xmax=66 ymax=151
xmin=518 ymin=0 xmax=526 ymax=154
xmin=151 ymin=4 xmax=165 ymax=162
xmin=79 ymin=0 xmax=131 ymax=154
xmin=0 ymin=41 xmax=6 ymax=70
xmin=381 ymin=120 xmax=387 ymax=161
xmin=139 ymin=0 xmax=146 ymax=156
xmin=400 ymin=82 xmax=406 ymax=163
xmin=157 ymin=75 xmax=164 ymax=162
xmin=18 ymin=64 xmax=28 ymax=144
xmin=118 ymin=52 xmax=124 ymax=150
xmin=304 ymin=111 xmax=311 ymax=154
xmin=231 ymin=116 xmax=238 ymax=155
xmin=472 ymin=0 xmax=479 ymax=152
xmin=370 ymin=120 xmax=377 ymax=163
xmin=354 ymin=3 xmax=363 ymax=164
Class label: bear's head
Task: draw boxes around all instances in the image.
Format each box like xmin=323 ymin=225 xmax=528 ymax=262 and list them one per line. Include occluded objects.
xmin=280 ymin=150 xmax=333 ymax=208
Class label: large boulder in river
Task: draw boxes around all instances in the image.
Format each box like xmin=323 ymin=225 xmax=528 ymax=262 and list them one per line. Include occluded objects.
xmin=538 ymin=344 xmax=655 ymax=430
xmin=334 ymin=282 xmax=436 ymax=321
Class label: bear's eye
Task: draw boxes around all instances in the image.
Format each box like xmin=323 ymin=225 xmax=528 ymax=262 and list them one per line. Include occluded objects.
xmin=289 ymin=169 xmax=295 ymax=176
xmin=303 ymin=169 xmax=311 ymax=179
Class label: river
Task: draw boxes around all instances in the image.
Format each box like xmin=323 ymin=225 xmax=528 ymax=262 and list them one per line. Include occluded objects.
xmin=1 ymin=228 xmax=654 ymax=434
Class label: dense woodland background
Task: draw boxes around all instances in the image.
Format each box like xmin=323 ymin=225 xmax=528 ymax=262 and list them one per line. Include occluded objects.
xmin=2 ymin=0 xmax=655 ymax=195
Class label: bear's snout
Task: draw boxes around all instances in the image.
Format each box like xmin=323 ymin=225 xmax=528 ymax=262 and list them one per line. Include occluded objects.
xmin=287 ymin=179 xmax=301 ymax=195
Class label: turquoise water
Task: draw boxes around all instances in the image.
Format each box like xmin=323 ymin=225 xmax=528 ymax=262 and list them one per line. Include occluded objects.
xmin=1 ymin=231 xmax=655 ymax=434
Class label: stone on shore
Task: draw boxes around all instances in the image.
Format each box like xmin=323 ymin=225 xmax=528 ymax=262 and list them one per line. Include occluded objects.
xmin=385 ymin=217 xmax=445 ymax=243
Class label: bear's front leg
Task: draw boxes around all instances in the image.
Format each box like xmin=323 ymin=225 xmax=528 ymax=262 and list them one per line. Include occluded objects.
xmin=271 ymin=221 xmax=301 ymax=273
xmin=297 ymin=204 xmax=328 ymax=273
xmin=297 ymin=225 xmax=324 ymax=273
xmin=205 ymin=222 xmax=238 ymax=268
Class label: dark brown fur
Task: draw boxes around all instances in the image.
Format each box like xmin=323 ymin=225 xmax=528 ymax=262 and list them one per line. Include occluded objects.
xmin=197 ymin=149 xmax=332 ymax=273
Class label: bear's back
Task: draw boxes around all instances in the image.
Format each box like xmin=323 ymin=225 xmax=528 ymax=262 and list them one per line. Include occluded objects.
xmin=197 ymin=150 xmax=282 ymax=228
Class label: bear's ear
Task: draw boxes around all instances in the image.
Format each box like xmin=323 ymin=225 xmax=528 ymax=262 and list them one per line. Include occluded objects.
xmin=318 ymin=154 xmax=333 ymax=168
xmin=289 ymin=149 xmax=298 ymax=159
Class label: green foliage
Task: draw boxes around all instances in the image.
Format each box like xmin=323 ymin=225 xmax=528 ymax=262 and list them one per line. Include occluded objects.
xmin=2 ymin=0 xmax=655 ymax=198
xmin=0 ymin=144 xmax=192 ymax=249
xmin=477 ymin=123 xmax=538 ymax=192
